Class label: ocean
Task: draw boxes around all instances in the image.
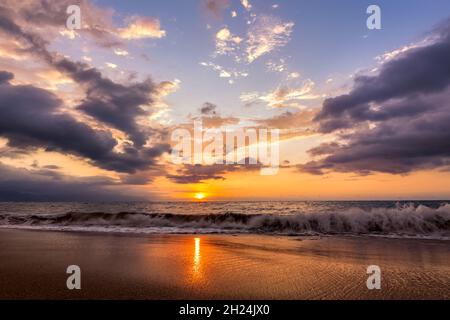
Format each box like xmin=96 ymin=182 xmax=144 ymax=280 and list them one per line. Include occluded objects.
xmin=0 ymin=201 xmax=449 ymax=239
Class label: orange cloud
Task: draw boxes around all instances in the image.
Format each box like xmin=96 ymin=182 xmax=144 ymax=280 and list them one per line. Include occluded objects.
xmin=119 ymin=17 xmax=166 ymax=39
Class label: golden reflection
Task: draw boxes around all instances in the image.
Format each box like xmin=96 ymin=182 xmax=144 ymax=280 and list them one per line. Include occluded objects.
xmin=193 ymin=237 xmax=201 ymax=277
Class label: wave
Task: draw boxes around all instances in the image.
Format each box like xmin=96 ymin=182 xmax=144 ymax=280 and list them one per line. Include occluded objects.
xmin=0 ymin=203 xmax=449 ymax=239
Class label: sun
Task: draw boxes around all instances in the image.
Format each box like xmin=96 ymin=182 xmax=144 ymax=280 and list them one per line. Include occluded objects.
xmin=194 ymin=193 xmax=206 ymax=200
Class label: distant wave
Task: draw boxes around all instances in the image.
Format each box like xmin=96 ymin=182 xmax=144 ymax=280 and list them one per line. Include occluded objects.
xmin=0 ymin=203 xmax=449 ymax=239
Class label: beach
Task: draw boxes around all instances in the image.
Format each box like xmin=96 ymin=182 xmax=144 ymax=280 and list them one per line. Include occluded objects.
xmin=0 ymin=229 xmax=448 ymax=300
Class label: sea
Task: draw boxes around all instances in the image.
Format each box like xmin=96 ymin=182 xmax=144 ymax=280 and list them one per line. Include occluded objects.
xmin=0 ymin=201 xmax=449 ymax=239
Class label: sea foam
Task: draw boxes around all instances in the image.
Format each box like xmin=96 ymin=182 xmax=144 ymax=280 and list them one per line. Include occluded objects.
xmin=0 ymin=203 xmax=449 ymax=239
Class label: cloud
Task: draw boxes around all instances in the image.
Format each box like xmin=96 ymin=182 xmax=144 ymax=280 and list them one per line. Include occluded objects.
xmin=200 ymin=61 xmax=248 ymax=82
xmin=300 ymin=19 xmax=450 ymax=175
xmin=167 ymin=161 xmax=261 ymax=184
xmin=0 ymin=0 xmax=121 ymax=48
xmin=204 ymin=9 xmax=294 ymax=75
xmin=300 ymin=90 xmax=450 ymax=175
xmin=189 ymin=102 xmax=240 ymax=127
xmin=0 ymin=2 xmax=178 ymax=179
xmin=253 ymin=109 xmax=317 ymax=130
xmin=202 ymin=8 xmax=296 ymax=85
xmin=201 ymin=115 xmax=240 ymax=128
xmin=0 ymin=0 xmax=166 ymax=51
xmin=200 ymin=102 xmax=218 ymax=115
xmin=154 ymin=79 xmax=181 ymax=98
xmin=246 ymin=15 xmax=294 ymax=63
xmin=240 ymin=0 xmax=252 ymax=11
xmin=315 ymin=19 xmax=450 ymax=133
xmin=167 ymin=164 xmax=227 ymax=184
xmin=251 ymin=109 xmax=317 ymax=141
xmin=0 ymin=8 xmax=165 ymax=147
xmin=35 ymin=70 xmax=74 ymax=91
xmin=288 ymin=72 xmax=301 ymax=79
xmin=266 ymin=59 xmax=287 ymax=73
xmin=0 ymin=71 xmax=13 ymax=84
xmin=150 ymin=79 xmax=181 ymax=124
xmin=0 ymin=161 xmax=146 ymax=201
xmin=114 ymin=48 xmax=129 ymax=56
xmin=67 ymin=62 xmax=156 ymax=147
xmin=0 ymin=72 xmax=170 ymax=173
xmin=215 ymin=27 xmax=243 ymax=56
xmin=241 ymin=79 xmax=318 ymax=108
xmin=374 ymin=35 xmax=436 ymax=64
xmin=118 ymin=17 xmax=166 ymax=40
xmin=105 ymin=62 xmax=118 ymax=69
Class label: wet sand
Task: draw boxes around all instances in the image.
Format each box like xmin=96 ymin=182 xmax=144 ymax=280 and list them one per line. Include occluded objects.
xmin=0 ymin=229 xmax=449 ymax=299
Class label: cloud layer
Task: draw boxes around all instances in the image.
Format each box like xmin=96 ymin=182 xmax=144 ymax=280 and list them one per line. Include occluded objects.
xmin=300 ymin=20 xmax=450 ymax=175
xmin=0 ymin=162 xmax=144 ymax=201
xmin=0 ymin=1 xmax=171 ymax=180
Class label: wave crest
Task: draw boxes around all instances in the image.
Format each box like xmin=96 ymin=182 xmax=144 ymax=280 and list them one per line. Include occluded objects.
xmin=0 ymin=203 xmax=449 ymax=238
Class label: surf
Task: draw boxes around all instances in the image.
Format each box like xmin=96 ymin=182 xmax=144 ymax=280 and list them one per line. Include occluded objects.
xmin=0 ymin=203 xmax=449 ymax=239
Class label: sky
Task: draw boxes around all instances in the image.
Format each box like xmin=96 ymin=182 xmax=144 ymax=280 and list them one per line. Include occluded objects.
xmin=0 ymin=0 xmax=450 ymax=201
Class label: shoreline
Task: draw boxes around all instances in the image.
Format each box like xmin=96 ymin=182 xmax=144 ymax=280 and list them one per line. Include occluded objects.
xmin=0 ymin=225 xmax=448 ymax=241
xmin=0 ymin=229 xmax=449 ymax=300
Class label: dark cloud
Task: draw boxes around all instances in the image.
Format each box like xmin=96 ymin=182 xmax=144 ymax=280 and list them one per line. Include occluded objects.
xmin=0 ymin=76 xmax=115 ymax=162
xmin=0 ymin=71 xmax=13 ymax=84
xmin=168 ymin=160 xmax=262 ymax=184
xmin=120 ymin=174 xmax=153 ymax=185
xmin=299 ymin=104 xmax=450 ymax=175
xmin=301 ymin=19 xmax=450 ymax=175
xmin=315 ymin=19 xmax=450 ymax=132
xmin=188 ymin=102 xmax=239 ymax=128
xmin=30 ymin=160 xmax=60 ymax=171
xmin=73 ymin=70 xmax=154 ymax=147
xmin=42 ymin=165 xmax=61 ymax=170
xmin=0 ymin=6 xmax=157 ymax=147
xmin=0 ymin=162 xmax=144 ymax=201
xmin=200 ymin=102 xmax=217 ymax=115
xmin=0 ymin=146 xmax=29 ymax=159
xmin=46 ymin=57 xmax=156 ymax=148
xmin=167 ymin=164 xmax=227 ymax=184
xmin=0 ymin=6 xmax=171 ymax=175
xmin=0 ymin=72 xmax=169 ymax=173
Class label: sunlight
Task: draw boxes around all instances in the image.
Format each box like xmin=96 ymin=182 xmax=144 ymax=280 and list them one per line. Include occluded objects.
xmin=194 ymin=193 xmax=206 ymax=200
xmin=193 ymin=237 xmax=201 ymax=276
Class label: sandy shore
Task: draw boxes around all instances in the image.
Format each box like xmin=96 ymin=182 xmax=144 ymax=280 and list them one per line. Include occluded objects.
xmin=0 ymin=229 xmax=449 ymax=299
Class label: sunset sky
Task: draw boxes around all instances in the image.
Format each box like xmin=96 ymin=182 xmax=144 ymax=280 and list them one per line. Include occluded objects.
xmin=1 ymin=0 xmax=450 ymax=201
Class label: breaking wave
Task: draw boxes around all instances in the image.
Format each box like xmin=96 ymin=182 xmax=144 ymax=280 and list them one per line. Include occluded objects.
xmin=0 ymin=203 xmax=449 ymax=239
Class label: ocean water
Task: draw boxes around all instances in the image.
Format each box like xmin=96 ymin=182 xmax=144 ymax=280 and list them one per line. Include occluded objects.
xmin=0 ymin=201 xmax=449 ymax=239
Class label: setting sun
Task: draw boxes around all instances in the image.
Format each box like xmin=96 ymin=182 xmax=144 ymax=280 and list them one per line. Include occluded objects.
xmin=194 ymin=193 xmax=206 ymax=200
